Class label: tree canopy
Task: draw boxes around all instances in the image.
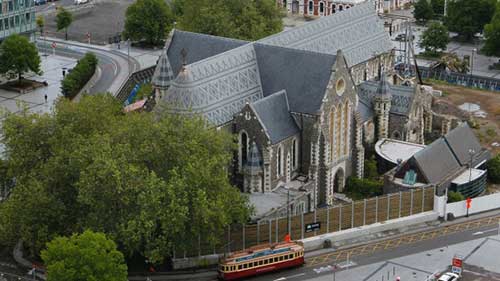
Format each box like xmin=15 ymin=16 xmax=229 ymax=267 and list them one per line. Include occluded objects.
xmin=414 ymin=0 xmax=433 ymax=23
xmin=41 ymin=230 xmax=128 ymax=281
xmin=0 ymin=95 xmax=251 ymax=263
xmin=486 ymin=154 xmax=500 ymax=183
xmin=176 ymin=0 xmax=283 ymax=41
xmin=483 ymin=2 xmax=500 ymax=57
xmin=430 ymin=0 xmax=444 ymax=17
xmin=445 ymin=0 xmax=496 ymax=40
xmin=0 ymin=34 xmax=41 ymax=81
xmin=420 ymin=22 xmax=449 ymax=55
xmin=56 ymin=7 xmax=73 ymax=40
xmin=124 ymin=0 xmax=175 ymax=46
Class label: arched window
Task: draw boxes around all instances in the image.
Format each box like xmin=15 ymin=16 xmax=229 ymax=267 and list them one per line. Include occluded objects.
xmin=277 ymin=145 xmax=283 ymax=176
xmin=343 ymin=102 xmax=350 ymax=156
xmin=339 ymin=4 xmax=343 ymax=11
xmin=240 ymin=131 xmax=248 ymax=170
xmin=308 ymin=1 xmax=313 ymax=14
xmin=329 ymin=106 xmax=336 ymax=161
xmin=283 ymin=0 xmax=287 ymax=8
xmin=331 ymin=4 xmax=336 ymax=13
xmin=292 ymin=139 xmax=298 ymax=170
xmin=346 ymin=5 xmax=350 ymax=9
xmin=319 ymin=2 xmax=324 ymax=15
xmin=336 ymin=104 xmax=342 ymax=158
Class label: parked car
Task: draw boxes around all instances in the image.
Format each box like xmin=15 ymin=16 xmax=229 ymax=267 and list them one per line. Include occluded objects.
xmin=74 ymin=0 xmax=89 ymax=4
xmin=437 ymin=272 xmax=460 ymax=281
xmin=34 ymin=0 xmax=47 ymax=5
xmin=394 ymin=33 xmax=415 ymax=42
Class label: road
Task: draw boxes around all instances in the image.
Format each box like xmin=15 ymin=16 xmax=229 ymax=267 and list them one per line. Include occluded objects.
xmin=36 ymin=37 xmax=140 ymax=94
xmin=246 ymin=214 xmax=500 ymax=281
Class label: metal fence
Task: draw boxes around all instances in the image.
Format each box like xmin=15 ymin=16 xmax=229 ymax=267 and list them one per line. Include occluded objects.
xmin=417 ymin=67 xmax=500 ymax=92
xmin=182 ymin=187 xmax=435 ymax=258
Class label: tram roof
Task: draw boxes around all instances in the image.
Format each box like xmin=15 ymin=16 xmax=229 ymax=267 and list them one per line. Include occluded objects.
xmin=222 ymin=241 xmax=303 ymax=264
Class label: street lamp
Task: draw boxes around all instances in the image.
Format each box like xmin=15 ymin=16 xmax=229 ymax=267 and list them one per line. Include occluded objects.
xmin=468 ymin=148 xmax=475 ymax=182
xmin=285 ymin=186 xmax=290 ymax=236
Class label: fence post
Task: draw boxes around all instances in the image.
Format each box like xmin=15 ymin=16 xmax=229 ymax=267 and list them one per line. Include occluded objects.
xmin=228 ymin=225 xmax=231 ymax=252
xmin=257 ymin=221 xmax=260 ymax=244
xmin=301 ymin=212 xmax=304 ymax=239
xmin=375 ymin=196 xmax=379 ymax=223
xmin=363 ymin=199 xmax=367 ymax=226
xmin=198 ymin=233 xmax=201 ymax=257
xmin=387 ymin=194 xmax=391 ymax=221
xmin=421 ymin=187 xmax=425 ymax=212
xmin=269 ymin=220 xmax=272 ymax=243
xmin=275 ymin=218 xmax=279 ymax=243
xmin=339 ymin=205 xmax=342 ymax=231
xmin=410 ymin=189 xmax=414 ymax=215
xmin=242 ymin=224 xmax=246 ymax=250
xmin=327 ymin=206 xmax=330 ymax=233
xmin=398 ymin=191 xmax=402 ymax=218
xmin=351 ymin=201 xmax=354 ymax=228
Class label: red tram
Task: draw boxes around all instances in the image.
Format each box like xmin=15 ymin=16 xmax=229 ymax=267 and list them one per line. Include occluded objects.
xmin=218 ymin=241 xmax=304 ymax=280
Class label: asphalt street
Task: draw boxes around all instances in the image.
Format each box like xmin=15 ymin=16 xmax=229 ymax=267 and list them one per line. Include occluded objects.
xmin=36 ymin=38 xmax=140 ymax=94
xmin=246 ymin=216 xmax=500 ymax=281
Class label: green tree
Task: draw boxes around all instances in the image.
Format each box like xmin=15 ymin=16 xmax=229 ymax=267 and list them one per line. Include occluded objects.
xmin=486 ymin=154 xmax=500 ymax=183
xmin=413 ymin=0 xmax=433 ymax=23
xmin=61 ymin=53 xmax=98 ymax=99
xmin=36 ymin=15 xmax=45 ymax=37
xmin=344 ymin=177 xmax=383 ymax=200
xmin=483 ymin=2 xmax=500 ymax=57
xmin=430 ymin=0 xmax=444 ymax=17
xmin=447 ymin=191 xmax=464 ymax=203
xmin=364 ymin=156 xmax=379 ymax=180
xmin=41 ymin=230 xmax=127 ymax=281
xmin=0 ymin=95 xmax=250 ymax=263
xmin=124 ymin=0 xmax=174 ymax=46
xmin=177 ymin=0 xmax=283 ymax=41
xmin=56 ymin=7 xmax=73 ymax=40
xmin=0 ymin=34 xmax=41 ymax=82
xmin=445 ymin=0 xmax=496 ymax=41
xmin=420 ymin=22 xmax=449 ymax=55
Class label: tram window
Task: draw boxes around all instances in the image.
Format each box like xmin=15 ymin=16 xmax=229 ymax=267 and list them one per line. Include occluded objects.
xmin=274 ymin=257 xmax=278 ymax=262
xmin=259 ymin=260 xmax=263 ymax=266
xmin=280 ymin=256 xmax=284 ymax=261
xmin=238 ymin=265 xmax=242 ymax=270
xmin=253 ymin=262 xmax=257 ymax=267
xmin=244 ymin=263 xmax=248 ymax=269
xmin=289 ymin=254 xmax=293 ymax=259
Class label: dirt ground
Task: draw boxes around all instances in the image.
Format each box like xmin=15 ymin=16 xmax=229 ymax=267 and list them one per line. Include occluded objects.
xmin=431 ymin=83 xmax=500 ymax=156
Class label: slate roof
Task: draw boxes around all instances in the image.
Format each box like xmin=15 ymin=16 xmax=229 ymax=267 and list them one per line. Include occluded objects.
xmin=259 ymin=1 xmax=393 ymax=67
xmin=413 ymin=138 xmax=461 ymax=184
xmin=251 ymin=90 xmax=300 ymax=144
xmin=254 ymin=43 xmax=336 ymax=114
xmin=358 ymin=81 xmax=416 ymax=116
xmin=166 ymin=30 xmax=248 ymax=77
xmin=357 ymin=101 xmax=374 ymax=122
xmin=152 ymin=48 xmax=174 ymax=89
xmin=443 ymin=123 xmax=483 ymax=166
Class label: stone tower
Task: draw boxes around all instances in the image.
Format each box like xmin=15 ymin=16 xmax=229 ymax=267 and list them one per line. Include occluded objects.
xmin=244 ymin=142 xmax=263 ymax=193
xmin=373 ymin=71 xmax=392 ymax=140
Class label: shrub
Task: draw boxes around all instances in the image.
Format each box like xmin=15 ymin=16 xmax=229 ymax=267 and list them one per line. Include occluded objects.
xmin=486 ymin=154 xmax=500 ymax=183
xmin=61 ymin=53 xmax=98 ymax=99
xmin=364 ymin=156 xmax=379 ymax=180
xmin=447 ymin=191 xmax=464 ymax=203
xmin=344 ymin=176 xmax=383 ymax=200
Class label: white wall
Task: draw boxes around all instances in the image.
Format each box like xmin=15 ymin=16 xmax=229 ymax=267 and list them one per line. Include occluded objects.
xmin=445 ymin=192 xmax=500 ymax=218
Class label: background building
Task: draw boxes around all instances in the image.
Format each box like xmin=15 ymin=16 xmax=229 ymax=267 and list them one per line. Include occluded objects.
xmin=0 ymin=0 xmax=36 ymax=42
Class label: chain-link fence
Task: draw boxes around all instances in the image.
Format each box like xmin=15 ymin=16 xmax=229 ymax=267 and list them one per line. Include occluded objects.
xmin=417 ymin=67 xmax=500 ymax=92
xmin=176 ymin=186 xmax=436 ymax=258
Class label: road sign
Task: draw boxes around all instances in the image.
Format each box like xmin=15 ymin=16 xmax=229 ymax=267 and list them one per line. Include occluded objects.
xmin=466 ymin=197 xmax=472 ymax=209
xmin=305 ymin=222 xmax=321 ymax=233
xmin=451 ymin=266 xmax=462 ymax=275
xmin=452 ymin=257 xmax=462 ymax=268
xmin=51 ymin=42 xmax=57 ymax=49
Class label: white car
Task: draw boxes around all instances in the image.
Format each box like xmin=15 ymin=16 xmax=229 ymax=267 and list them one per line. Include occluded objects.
xmin=438 ymin=272 xmax=460 ymax=281
xmin=74 ymin=0 xmax=89 ymax=4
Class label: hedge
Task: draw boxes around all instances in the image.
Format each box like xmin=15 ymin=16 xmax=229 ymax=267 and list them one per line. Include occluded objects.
xmin=61 ymin=53 xmax=98 ymax=99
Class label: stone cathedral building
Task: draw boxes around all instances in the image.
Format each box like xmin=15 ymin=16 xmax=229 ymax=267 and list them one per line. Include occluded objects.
xmin=151 ymin=2 xmax=432 ymax=210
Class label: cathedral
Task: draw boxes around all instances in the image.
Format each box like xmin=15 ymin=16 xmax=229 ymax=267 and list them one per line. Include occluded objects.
xmin=151 ymin=2 xmax=432 ymax=209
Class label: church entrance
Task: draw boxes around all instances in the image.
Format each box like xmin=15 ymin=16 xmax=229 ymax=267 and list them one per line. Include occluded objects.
xmin=292 ymin=0 xmax=299 ymax=14
xmin=333 ymin=168 xmax=344 ymax=193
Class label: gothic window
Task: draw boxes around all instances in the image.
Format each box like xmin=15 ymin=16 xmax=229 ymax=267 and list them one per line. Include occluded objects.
xmin=346 ymin=5 xmax=350 ymax=9
xmin=308 ymin=1 xmax=313 ymax=13
xmin=331 ymin=4 xmax=336 ymax=13
xmin=239 ymin=131 xmax=248 ymax=170
xmin=343 ymin=102 xmax=350 ymax=156
xmin=329 ymin=107 xmax=336 ymax=161
xmin=292 ymin=139 xmax=298 ymax=170
xmin=336 ymin=105 xmax=342 ymax=158
xmin=319 ymin=1 xmax=324 ymax=15
xmin=277 ymin=145 xmax=283 ymax=177
xmin=339 ymin=4 xmax=343 ymax=11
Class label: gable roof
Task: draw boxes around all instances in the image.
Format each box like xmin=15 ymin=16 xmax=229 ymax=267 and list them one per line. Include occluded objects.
xmin=251 ymin=90 xmax=300 ymax=144
xmin=358 ymin=81 xmax=416 ymax=116
xmin=166 ymin=30 xmax=248 ymax=77
xmin=413 ymin=138 xmax=461 ymax=183
xmin=443 ymin=123 xmax=482 ymax=166
xmin=253 ymin=43 xmax=336 ymax=115
xmin=258 ymin=1 xmax=392 ymax=67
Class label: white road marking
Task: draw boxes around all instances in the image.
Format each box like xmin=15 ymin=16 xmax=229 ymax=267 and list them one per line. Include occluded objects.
xmin=273 ymin=277 xmax=286 ymax=281
xmin=286 ymin=273 xmax=306 ymax=279
xmin=473 ymin=228 xmax=498 ymax=235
